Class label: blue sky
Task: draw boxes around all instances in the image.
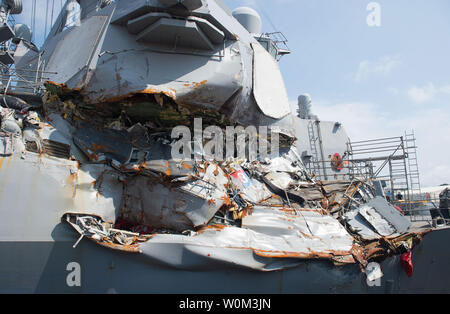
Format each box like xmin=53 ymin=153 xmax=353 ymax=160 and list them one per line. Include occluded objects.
xmin=224 ymin=0 xmax=450 ymax=187
xmin=13 ymin=0 xmax=450 ymax=187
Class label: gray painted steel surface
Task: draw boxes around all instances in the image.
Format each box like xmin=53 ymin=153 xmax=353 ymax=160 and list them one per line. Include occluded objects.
xmin=0 ymin=0 xmax=448 ymax=294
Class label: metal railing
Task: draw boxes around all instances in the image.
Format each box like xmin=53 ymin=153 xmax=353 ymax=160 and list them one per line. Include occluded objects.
xmin=0 ymin=61 xmax=56 ymax=96
xmin=393 ymin=191 xmax=450 ymax=225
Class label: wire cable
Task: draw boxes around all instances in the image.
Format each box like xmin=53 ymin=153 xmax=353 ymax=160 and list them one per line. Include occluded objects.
xmin=51 ymin=0 xmax=55 ymax=28
xmin=45 ymin=0 xmax=49 ymax=38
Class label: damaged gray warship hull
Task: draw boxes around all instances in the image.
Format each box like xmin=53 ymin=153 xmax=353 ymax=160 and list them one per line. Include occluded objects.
xmin=0 ymin=0 xmax=449 ymax=293
xmin=2 ymin=229 xmax=450 ymax=294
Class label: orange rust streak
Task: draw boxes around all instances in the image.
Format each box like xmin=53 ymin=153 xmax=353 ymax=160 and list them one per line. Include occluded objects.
xmin=95 ymin=240 xmax=141 ymax=253
xmin=252 ymin=248 xmax=354 ymax=260
xmin=45 ymin=81 xmax=66 ymax=87
xmin=192 ymin=80 xmax=207 ymax=88
xmin=165 ymin=160 xmax=171 ymax=176
xmin=278 ymin=207 xmax=325 ymax=215
xmin=298 ymin=230 xmax=313 ymax=239
xmin=220 ymin=196 xmax=232 ymax=206
xmin=95 ymin=88 xmax=178 ymax=104
xmin=184 ymin=80 xmax=208 ymax=89
xmin=70 ymin=172 xmax=78 ymax=198
xmin=337 ymin=183 xmax=360 ymax=207
xmin=91 ymin=143 xmax=112 ymax=152
xmin=196 ymin=224 xmax=227 ymax=234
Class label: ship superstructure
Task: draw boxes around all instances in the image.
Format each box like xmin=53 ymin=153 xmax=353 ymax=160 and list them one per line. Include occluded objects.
xmin=0 ymin=0 xmax=448 ymax=293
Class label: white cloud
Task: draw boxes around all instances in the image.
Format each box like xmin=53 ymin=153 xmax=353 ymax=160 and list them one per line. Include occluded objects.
xmin=355 ymin=55 xmax=401 ymax=82
xmin=440 ymin=85 xmax=450 ymax=94
xmin=389 ymin=108 xmax=450 ymax=187
xmin=312 ymin=102 xmax=391 ymax=139
xmin=406 ymin=82 xmax=450 ymax=104
xmin=407 ymin=82 xmax=437 ymax=103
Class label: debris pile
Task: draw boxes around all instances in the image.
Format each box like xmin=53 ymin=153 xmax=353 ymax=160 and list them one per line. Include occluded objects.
xmin=0 ymin=84 xmax=430 ymax=276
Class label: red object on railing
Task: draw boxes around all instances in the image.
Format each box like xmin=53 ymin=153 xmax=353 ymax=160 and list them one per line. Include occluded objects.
xmin=394 ymin=205 xmax=404 ymax=215
xmin=401 ymin=251 xmax=413 ymax=277
xmin=331 ymin=153 xmax=344 ymax=171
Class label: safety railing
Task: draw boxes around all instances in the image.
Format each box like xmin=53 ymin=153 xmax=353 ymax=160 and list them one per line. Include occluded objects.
xmin=0 ymin=61 xmax=56 ymax=96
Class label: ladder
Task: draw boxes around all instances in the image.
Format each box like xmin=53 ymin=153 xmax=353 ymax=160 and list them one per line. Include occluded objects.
xmin=307 ymin=120 xmax=321 ymax=178
xmin=388 ymin=137 xmax=412 ymax=213
xmin=405 ymin=131 xmax=422 ymax=201
xmin=346 ymin=141 xmax=355 ymax=180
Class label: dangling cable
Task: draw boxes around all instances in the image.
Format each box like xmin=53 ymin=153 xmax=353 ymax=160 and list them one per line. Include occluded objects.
xmin=31 ymin=0 xmax=36 ymax=42
xmin=45 ymin=0 xmax=49 ymax=38
xmin=51 ymin=0 xmax=55 ymax=29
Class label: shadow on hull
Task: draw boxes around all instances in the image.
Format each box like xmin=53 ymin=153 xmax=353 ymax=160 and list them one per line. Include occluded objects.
xmin=1 ymin=225 xmax=449 ymax=294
